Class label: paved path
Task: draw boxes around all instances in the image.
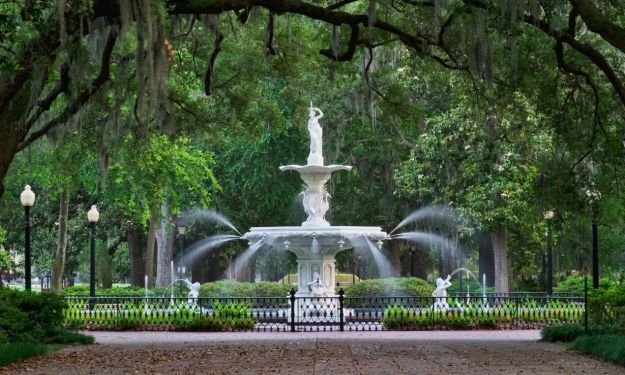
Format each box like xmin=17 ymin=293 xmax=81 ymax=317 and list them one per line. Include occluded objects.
xmin=2 ymin=330 xmax=623 ymax=374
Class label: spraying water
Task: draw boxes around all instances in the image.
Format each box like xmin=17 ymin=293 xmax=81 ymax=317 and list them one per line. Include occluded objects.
xmin=347 ymin=236 xmax=395 ymax=278
xmin=232 ymin=239 xmax=266 ymax=279
xmin=186 ymin=208 xmax=242 ymax=236
xmin=182 ymin=234 xmax=241 ymax=265
xmin=391 ymin=231 xmax=453 ymax=250
xmin=389 ymin=205 xmax=455 ymax=235
xmin=449 ymin=267 xmax=482 ymax=288
xmin=311 ymin=236 xmax=320 ymax=255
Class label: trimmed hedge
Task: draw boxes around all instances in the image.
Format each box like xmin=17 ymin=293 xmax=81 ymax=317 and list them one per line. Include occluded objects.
xmin=342 ymin=277 xmax=433 ymax=298
xmin=199 ymin=280 xmax=293 ymax=298
xmin=63 ymin=285 xmax=168 ymax=297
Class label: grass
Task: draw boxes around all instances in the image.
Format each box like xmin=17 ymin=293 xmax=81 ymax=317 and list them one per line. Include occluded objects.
xmin=0 ymin=342 xmax=51 ymax=366
xmin=0 ymin=330 xmax=94 ymax=366
xmin=572 ymin=334 xmax=625 ymax=365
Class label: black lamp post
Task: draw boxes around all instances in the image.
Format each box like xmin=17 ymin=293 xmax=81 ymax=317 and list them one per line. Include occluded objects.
xmin=87 ymin=205 xmax=100 ymax=303
xmin=544 ymin=210 xmax=554 ymax=296
xmin=176 ymin=216 xmax=187 ymax=267
xmin=20 ymin=185 xmax=36 ymax=291
xmin=176 ymin=216 xmax=187 ymax=295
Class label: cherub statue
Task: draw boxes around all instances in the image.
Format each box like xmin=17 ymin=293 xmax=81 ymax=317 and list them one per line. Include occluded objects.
xmin=307 ymin=272 xmax=326 ymax=297
xmin=184 ymin=280 xmax=201 ymax=306
xmin=432 ymin=275 xmax=452 ymax=311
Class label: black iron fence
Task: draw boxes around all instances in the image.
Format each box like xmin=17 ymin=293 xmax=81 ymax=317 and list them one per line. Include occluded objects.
xmin=63 ymin=290 xmax=584 ymax=332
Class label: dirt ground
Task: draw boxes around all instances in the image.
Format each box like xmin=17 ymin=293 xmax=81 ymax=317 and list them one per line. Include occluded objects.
xmin=2 ymin=331 xmax=623 ymax=374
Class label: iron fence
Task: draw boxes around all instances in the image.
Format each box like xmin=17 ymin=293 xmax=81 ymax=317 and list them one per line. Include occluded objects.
xmin=63 ymin=290 xmax=584 ymax=332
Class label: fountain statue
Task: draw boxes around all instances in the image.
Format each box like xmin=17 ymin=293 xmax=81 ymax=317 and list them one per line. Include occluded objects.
xmin=243 ymin=105 xmax=388 ymax=298
xmin=185 ymin=280 xmax=201 ymax=306
xmin=308 ymin=272 xmax=326 ymax=297
xmin=307 ymin=105 xmax=324 ymax=166
xmin=432 ymin=275 xmax=452 ymax=311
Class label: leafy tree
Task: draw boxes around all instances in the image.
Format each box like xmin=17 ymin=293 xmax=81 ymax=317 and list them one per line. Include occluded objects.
xmin=1 ymin=0 xmax=625 ymax=200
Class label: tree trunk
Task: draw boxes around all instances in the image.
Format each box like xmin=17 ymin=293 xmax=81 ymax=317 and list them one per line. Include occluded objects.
xmin=478 ymin=230 xmax=495 ymax=287
xmin=51 ymin=187 xmax=69 ymax=293
xmin=97 ymin=242 xmax=113 ymax=288
xmin=387 ymin=240 xmax=401 ymax=277
xmin=145 ymin=205 xmax=159 ymax=288
xmin=155 ymin=199 xmax=175 ymax=288
xmin=127 ymin=226 xmax=145 ymax=287
xmin=490 ymin=226 xmax=511 ymax=293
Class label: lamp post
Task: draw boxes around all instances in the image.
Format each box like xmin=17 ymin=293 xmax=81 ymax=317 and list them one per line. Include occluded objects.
xmin=20 ymin=185 xmax=36 ymax=291
xmin=544 ymin=210 xmax=554 ymax=296
xmin=87 ymin=205 xmax=100 ymax=303
xmin=176 ymin=216 xmax=187 ymax=295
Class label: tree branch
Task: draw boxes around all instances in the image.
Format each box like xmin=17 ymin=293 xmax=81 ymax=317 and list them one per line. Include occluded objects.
xmin=24 ymin=62 xmax=70 ymax=129
xmin=17 ymin=30 xmax=118 ymax=151
xmin=204 ymin=18 xmax=224 ymax=96
xmin=568 ymin=0 xmax=625 ymax=55
xmin=264 ymin=12 xmax=277 ymax=56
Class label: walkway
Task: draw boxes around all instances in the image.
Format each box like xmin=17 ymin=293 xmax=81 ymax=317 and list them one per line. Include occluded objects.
xmin=2 ymin=330 xmax=623 ymax=374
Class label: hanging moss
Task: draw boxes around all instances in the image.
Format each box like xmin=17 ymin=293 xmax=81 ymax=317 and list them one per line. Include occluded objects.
xmin=368 ymin=0 xmax=376 ymax=27
xmin=331 ymin=25 xmax=340 ymax=59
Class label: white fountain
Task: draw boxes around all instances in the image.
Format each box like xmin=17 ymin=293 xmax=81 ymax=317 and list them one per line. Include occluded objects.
xmin=243 ymin=105 xmax=388 ymax=297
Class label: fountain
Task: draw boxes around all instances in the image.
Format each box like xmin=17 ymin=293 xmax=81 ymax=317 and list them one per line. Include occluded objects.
xmin=242 ymin=104 xmax=388 ymax=297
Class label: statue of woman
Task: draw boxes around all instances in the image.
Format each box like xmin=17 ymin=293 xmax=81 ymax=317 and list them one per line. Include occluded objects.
xmin=307 ymin=105 xmax=324 ymax=165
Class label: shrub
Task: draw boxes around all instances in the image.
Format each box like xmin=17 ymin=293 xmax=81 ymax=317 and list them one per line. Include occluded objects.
xmin=572 ymin=334 xmax=625 ymax=365
xmin=175 ymin=302 xmax=255 ymax=331
xmin=199 ymin=280 xmax=292 ymax=298
xmin=0 ymin=289 xmax=66 ymax=342
xmin=343 ymin=277 xmax=433 ymax=298
xmin=541 ymin=324 xmax=586 ymax=342
xmin=554 ymin=275 xmax=615 ymax=294
xmin=63 ymin=285 xmax=159 ymax=297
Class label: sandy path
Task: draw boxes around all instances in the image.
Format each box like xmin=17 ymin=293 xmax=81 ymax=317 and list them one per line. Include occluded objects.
xmin=2 ymin=331 xmax=622 ymax=374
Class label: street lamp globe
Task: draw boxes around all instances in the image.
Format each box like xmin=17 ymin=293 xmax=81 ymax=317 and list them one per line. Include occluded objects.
xmin=87 ymin=205 xmax=100 ymax=223
xmin=176 ymin=216 xmax=187 ymax=235
xmin=20 ymin=185 xmax=36 ymax=207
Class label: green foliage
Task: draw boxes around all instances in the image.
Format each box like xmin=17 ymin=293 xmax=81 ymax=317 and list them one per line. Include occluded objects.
xmin=63 ymin=285 xmax=155 ymax=297
xmin=63 ymin=298 xmax=255 ymax=331
xmin=0 ymin=342 xmax=50 ymax=366
xmin=343 ymin=277 xmax=433 ymax=298
xmin=572 ymin=334 xmax=625 ymax=365
xmin=0 ymin=288 xmax=91 ymax=366
xmin=381 ymin=298 xmax=584 ymax=330
xmin=0 ymin=289 xmax=66 ymax=342
xmin=554 ymin=275 xmax=617 ymax=293
xmin=106 ymin=134 xmax=220 ymax=223
xmin=199 ymin=281 xmax=293 ymax=298
xmin=541 ymin=324 xmax=586 ymax=342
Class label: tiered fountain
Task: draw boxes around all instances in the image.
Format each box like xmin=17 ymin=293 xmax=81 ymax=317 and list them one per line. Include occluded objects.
xmin=243 ymin=105 xmax=388 ymax=297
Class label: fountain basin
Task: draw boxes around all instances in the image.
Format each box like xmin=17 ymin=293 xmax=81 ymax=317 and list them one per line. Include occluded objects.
xmin=243 ymin=226 xmax=388 ymax=256
xmin=243 ymin=226 xmax=387 ymax=297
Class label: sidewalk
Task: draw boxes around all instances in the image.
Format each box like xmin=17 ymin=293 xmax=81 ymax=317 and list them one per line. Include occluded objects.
xmin=2 ymin=330 xmax=623 ymax=374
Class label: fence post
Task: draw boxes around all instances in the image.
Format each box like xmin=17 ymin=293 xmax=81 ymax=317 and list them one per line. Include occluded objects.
xmin=290 ymin=288 xmax=296 ymax=332
xmin=584 ymin=273 xmax=588 ymax=333
xmin=339 ymin=288 xmax=345 ymax=332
